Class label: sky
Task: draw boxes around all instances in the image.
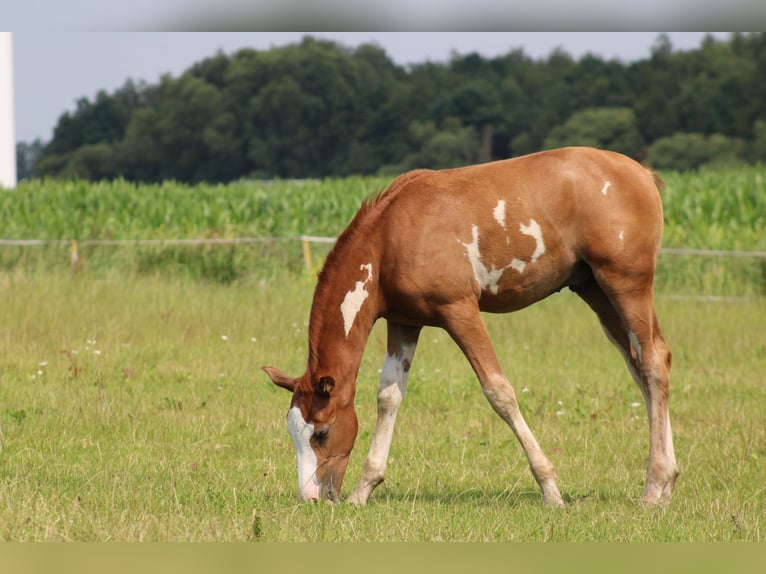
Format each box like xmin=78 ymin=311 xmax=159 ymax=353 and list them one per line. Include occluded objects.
xmin=9 ymin=31 xmax=733 ymax=144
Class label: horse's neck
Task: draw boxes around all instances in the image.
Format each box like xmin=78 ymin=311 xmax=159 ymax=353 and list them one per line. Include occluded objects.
xmin=307 ymin=256 xmax=379 ymax=381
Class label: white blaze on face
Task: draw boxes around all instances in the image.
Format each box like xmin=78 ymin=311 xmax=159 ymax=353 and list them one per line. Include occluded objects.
xmin=287 ymin=406 xmax=321 ymax=501
xmin=459 ymin=219 xmax=546 ymax=294
xmin=493 ymin=200 xmax=507 ymax=229
xmin=340 ymin=263 xmax=373 ymax=338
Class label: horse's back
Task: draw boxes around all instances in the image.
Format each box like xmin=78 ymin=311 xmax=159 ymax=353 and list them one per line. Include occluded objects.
xmin=375 ymin=147 xmax=663 ymax=317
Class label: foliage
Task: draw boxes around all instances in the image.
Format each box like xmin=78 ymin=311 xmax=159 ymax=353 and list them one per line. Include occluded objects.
xmin=25 ymin=33 xmax=766 ymax=181
xmin=386 ymin=118 xmax=480 ymax=173
xmin=15 ymin=139 xmax=45 ymax=181
xmin=647 ymin=133 xmax=746 ymax=171
xmin=542 ymin=107 xmax=644 ymax=159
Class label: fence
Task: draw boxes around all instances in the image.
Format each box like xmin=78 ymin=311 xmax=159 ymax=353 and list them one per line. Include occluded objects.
xmin=1 ymin=236 xmax=765 ymax=296
xmin=0 ymin=235 xmax=339 ymax=272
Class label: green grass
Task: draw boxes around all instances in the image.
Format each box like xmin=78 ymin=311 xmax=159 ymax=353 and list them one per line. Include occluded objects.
xmin=1 ymin=269 xmax=763 ymax=541
xmin=0 ymin=168 xmax=764 ymax=540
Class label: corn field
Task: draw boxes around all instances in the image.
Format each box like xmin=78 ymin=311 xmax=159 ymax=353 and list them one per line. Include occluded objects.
xmin=1 ymin=167 xmax=764 ymax=293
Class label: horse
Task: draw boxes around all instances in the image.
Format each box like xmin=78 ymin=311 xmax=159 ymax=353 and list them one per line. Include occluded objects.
xmin=263 ymin=146 xmax=679 ymax=507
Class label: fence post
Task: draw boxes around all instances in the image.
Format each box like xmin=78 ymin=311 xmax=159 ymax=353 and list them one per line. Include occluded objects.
xmin=70 ymin=240 xmax=80 ymax=272
xmin=301 ymin=237 xmax=312 ymax=271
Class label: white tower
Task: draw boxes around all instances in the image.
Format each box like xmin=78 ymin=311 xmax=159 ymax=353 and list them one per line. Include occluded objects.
xmin=0 ymin=32 xmax=17 ymax=189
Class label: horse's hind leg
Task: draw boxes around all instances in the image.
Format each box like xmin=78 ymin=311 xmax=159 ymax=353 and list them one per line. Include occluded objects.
xmin=440 ymin=301 xmax=565 ymax=507
xmin=347 ymin=322 xmax=421 ymax=505
xmin=577 ymin=277 xmax=678 ymax=504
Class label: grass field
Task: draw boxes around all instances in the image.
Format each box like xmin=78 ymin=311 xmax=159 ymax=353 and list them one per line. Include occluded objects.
xmin=1 ymin=269 xmax=763 ymax=541
xmin=0 ymin=167 xmax=764 ymax=541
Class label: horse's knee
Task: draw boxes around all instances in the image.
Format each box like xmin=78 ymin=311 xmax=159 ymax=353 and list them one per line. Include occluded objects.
xmin=481 ymin=378 xmax=521 ymax=421
xmin=377 ymin=378 xmax=405 ymax=414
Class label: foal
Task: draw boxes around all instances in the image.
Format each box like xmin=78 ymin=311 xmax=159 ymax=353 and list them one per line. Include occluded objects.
xmin=264 ymin=147 xmax=678 ymax=507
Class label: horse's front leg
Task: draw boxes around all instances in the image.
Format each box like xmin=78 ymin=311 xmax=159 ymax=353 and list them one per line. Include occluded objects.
xmin=347 ymin=322 xmax=420 ymax=505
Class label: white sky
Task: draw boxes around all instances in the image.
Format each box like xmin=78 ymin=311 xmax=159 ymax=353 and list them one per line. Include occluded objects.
xmin=10 ymin=32 xmax=732 ymax=144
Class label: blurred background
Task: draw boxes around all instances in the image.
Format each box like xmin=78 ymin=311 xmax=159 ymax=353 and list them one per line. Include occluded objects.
xmin=6 ymin=30 xmax=764 ymax=183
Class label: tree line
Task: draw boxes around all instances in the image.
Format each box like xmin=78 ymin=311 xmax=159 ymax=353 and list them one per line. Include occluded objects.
xmin=16 ymin=33 xmax=766 ymax=182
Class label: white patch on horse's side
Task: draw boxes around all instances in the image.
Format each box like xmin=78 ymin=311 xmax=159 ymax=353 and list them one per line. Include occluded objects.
xmin=287 ymin=407 xmax=321 ymax=501
xmin=619 ymin=230 xmax=625 ymax=241
xmin=629 ymin=331 xmax=643 ymax=365
xmin=600 ymin=181 xmax=612 ymax=195
xmin=519 ymin=219 xmax=546 ymax=262
xmin=493 ymin=200 xmax=507 ymax=229
xmin=459 ymin=225 xmax=505 ymax=294
xmin=340 ymin=263 xmax=373 ymax=337
xmin=508 ymin=258 xmax=526 ymax=273
xmin=459 ymin=219 xmax=547 ymax=294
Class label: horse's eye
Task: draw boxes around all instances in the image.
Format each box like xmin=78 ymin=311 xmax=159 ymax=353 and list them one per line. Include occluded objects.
xmin=313 ymin=428 xmax=329 ymax=443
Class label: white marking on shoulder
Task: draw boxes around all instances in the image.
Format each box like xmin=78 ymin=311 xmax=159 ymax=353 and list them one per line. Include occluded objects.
xmin=287 ymin=407 xmax=320 ymax=501
xmin=493 ymin=200 xmax=506 ymax=229
xmin=600 ymin=181 xmax=612 ymax=195
xmin=619 ymin=230 xmax=625 ymax=241
xmin=340 ymin=263 xmax=373 ymax=338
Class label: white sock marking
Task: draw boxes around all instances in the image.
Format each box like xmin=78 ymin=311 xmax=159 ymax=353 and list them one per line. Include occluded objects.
xmin=340 ymin=263 xmax=373 ymax=337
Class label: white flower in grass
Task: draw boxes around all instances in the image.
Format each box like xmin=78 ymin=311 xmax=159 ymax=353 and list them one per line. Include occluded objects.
xmin=221 ymin=335 xmax=229 ymax=341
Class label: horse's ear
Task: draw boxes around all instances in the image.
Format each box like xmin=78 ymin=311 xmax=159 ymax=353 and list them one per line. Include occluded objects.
xmin=262 ymin=366 xmax=296 ymax=393
xmin=317 ymin=376 xmax=335 ymax=397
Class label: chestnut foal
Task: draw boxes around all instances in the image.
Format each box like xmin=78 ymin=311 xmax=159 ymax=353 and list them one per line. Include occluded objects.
xmin=264 ymin=147 xmax=678 ymax=507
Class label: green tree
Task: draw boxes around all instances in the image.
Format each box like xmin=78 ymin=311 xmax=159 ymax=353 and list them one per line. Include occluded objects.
xmin=119 ymin=73 xmax=241 ymax=182
xmin=388 ymin=118 xmax=479 ymax=172
xmin=15 ymin=139 xmax=45 ymax=180
xmin=38 ymin=80 xmax=143 ymax=177
xmin=542 ymin=107 xmax=645 ymax=159
xmin=749 ymin=119 xmax=766 ymax=163
xmin=646 ymin=132 xmax=745 ymax=170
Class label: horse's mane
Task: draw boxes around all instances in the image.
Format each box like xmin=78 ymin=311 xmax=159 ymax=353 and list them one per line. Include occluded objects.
xmin=306 ymin=170 xmax=431 ymax=372
xmin=316 ymin=169 xmax=431 ymax=286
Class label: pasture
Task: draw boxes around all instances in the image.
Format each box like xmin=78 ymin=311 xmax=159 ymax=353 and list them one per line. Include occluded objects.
xmin=0 ymin=168 xmax=764 ymax=541
xmin=0 ymin=269 xmax=763 ymax=541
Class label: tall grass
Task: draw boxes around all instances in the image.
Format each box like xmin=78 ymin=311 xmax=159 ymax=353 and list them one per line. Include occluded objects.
xmin=2 ymin=167 xmax=765 ymax=293
xmin=0 ymin=177 xmax=389 ymax=240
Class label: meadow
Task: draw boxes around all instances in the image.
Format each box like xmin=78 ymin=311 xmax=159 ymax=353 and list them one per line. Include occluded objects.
xmin=0 ymin=167 xmax=764 ymax=541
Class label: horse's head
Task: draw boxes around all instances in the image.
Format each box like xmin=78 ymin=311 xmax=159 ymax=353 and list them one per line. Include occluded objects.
xmin=263 ymin=366 xmax=358 ymax=502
